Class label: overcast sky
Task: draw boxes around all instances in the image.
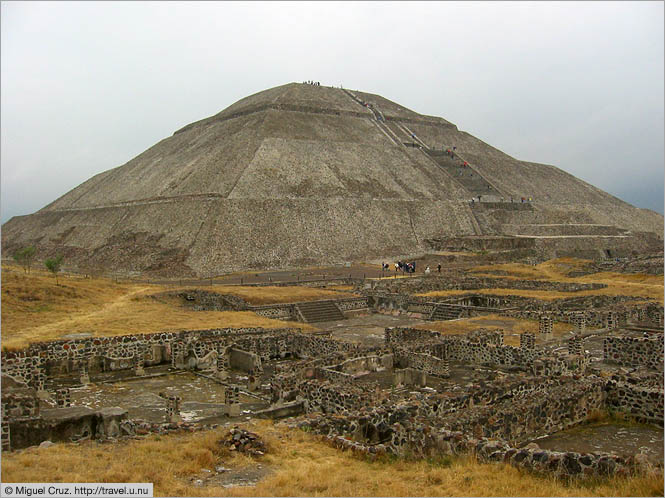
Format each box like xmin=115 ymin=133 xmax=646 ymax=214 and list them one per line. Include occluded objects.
xmin=2 ymin=1 xmax=663 ymax=224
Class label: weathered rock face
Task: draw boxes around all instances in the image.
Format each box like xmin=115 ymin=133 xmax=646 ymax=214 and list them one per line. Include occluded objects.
xmin=2 ymin=82 xmax=662 ymax=276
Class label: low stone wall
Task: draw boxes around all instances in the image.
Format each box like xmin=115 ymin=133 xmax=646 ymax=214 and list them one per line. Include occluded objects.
xmin=332 ymin=354 xmax=393 ymax=375
xmin=300 ymin=373 xmax=646 ymax=478
xmin=299 ymin=381 xmax=376 ymax=415
xmin=322 ymin=427 xmax=644 ymax=478
xmin=0 ymin=327 xmax=357 ymax=388
xmin=386 ymin=327 xmax=543 ymax=371
xmin=413 ymin=377 xmax=572 ymax=419
xmin=394 ymin=351 xmax=449 ymax=377
xmin=1 ymin=388 xmax=39 ymax=419
xmin=603 ymin=335 xmax=663 ymax=371
xmin=371 ymin=294 xmax=412 ymax=314
xmin=229 ymin=348 xmax=262 ymax=373
xmin=0 ymin=354 xmax=45 ymax=390
xmin=406 ymin=303 xmax=436 ymax=315
xmin=317 ymin=368 xmax=354 ymax=384
xmin=446 ymin=340 xmax=540 ymax=366
xmin=8 ymin=407 xmax=132 ymax=450
xmin=504 ymin=301 xmax=663 ymax=329
xmin=251 ymin=304 xmax=296 ymax=320
xmin=606 ymin=380 xmax=664 ymax=424
xmin=533 ymin=354 xmax=589 ymax=377
xmin=435 ymin=378 xmax=606 ymax=443
xmin=419 ymin=333 xmax=537 ymax=368
xmin=369 ymin=275 xmax=606 ymax=295
xmin=336 ymin=298 xmax=370 ymax=312
xmin=157 ymin=289 xmax=248 ymax=311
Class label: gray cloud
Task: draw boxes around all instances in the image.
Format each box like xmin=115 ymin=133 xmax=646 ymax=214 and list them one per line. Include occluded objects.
xmin=2 ymin=1 xmax=663 ymax=223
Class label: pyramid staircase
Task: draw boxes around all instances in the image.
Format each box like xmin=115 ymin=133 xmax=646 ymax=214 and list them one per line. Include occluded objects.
xmin=429 ymin=304 xmax=464 ymax=321
xmin=296 ymin=300 xmax=346 ymax=323
xmin=424 ymin=150 xmax=498 ymax=198
xmin=342 ymin=88 xmax=404 ymax=146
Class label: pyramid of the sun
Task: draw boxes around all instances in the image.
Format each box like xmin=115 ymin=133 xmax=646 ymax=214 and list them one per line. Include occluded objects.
xmin=2 ymin=83 xmax=662 ymax=276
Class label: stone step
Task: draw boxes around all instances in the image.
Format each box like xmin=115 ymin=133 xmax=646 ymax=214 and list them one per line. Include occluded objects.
xmin=424 ymin=150 xmax=497 ymax=197
xmin=430 ymin=304 xmax=463 ymax=321
xmin=296 ymin=301 xmax=345 ymax=323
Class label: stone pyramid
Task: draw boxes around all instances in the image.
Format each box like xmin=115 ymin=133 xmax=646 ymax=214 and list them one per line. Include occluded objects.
xmin=2 ymin=83 xmax=662 ymax=276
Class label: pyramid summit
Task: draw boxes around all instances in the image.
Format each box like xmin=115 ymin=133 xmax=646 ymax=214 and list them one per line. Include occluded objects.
xmin=2 ymin=82 xmax=662 ymax=276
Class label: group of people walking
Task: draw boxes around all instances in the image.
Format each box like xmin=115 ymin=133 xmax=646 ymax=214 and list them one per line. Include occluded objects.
xmin=381 ymin=262 xmax=442 ymax=274
xmin=304 ymin=80 xmax=321 ymax=86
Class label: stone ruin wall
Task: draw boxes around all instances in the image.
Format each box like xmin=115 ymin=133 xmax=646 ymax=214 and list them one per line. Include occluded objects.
xmin=292 ymin=324 xmax=664 ymax=479
xmin=393 ymin=351 xmax=450 ymax=377
xmin=3 ymin=320 xmax=663 ymax=478
xmin=444 ymin=337 xmax=540 ymax=367
xmin=331 ymin=354 xmax=393 ymax=375
xmin=506 ymin=302 xmax=663 ymax=329
xmin=324 ymin=423 xmax=643 ymax=478
xmin=315 ymin=367 xmax=354 ymax=385
xmin=367 ymin=276 xmax=607 ymax=295
xmin=1 ymin=327 xmax=361 ymax=389
xmin=299 ymin=380 xmax=378 ymax=415
xmin=387 ymin=327 xmax=541 ymax=370
xmin=603 ymin=335 xmax=664 ymax=371
xmin=1 ymin=386 xmax=40 ymax=420
xmin=335 ymin=297 xmax=370 ymax=311
xmin=413 ymin=377 xmax=583 ymax=419
xmin=270 ymin=348 xmax=392 ymax=403
xmin=301 ymin=376 xmax=642 ymax=478
xmin=384 ymin=326 xmax=442 ymax=345
xmin=434 ymin=378 xmax=607 ymax=443
xmin=606 ymin=380 xmax=664 ymax=424
xmin=379 ymin=293 xmax=662 ymax=333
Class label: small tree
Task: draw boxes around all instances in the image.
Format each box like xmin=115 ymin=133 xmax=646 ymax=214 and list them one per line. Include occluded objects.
xmin=45 ymin=254 xmax=64 ymax=285
xmin=13 ymin=246 xmax=36 ymax=273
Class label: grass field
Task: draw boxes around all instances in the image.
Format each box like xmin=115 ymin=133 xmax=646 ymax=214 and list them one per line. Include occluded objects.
xmin=419 ymin=258 xmax=664 ymax=303
xmin=199 ymin=284 xmax=358 ymax=305
xmin=1 ymin=267 xmax=336 ymax=349
xmin=1 ymin=421 xmax=662 ymax=497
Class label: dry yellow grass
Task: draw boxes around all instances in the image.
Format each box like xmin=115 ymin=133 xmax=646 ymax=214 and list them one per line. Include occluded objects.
xmin=421 ymin=258 xmax=664 ymax=304
xmin=417 ymin=313 xmax=576 ymax=347
xmin=1 ymin=268 xmax=150 ymax=333
xmin=1 ymin=421 xmax=662 ymax=497
xmin=326 ymin=284 xmax=355 ymax=292
xmin=418 ymin=287 xmax=598 ymax=301
xmin=470 ymin=258 xmax=593 ymax=280
xmin=1 ymin=268 xmax=320 ymax=349
xmin=204 ymin=285 xmax=358 ymax=305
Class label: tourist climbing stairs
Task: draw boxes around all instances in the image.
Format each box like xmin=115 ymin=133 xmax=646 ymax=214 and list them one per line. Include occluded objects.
xmin=429 ymin=304 xmax=464 ymax=321
xmin=341 ymin=88 xmax=365 ymax=106
xmin=394 ymin=122 xmax=429 ymax=149
xmin=342 ymin=88 xmax=403 ymax=147
xmin=296 ymin=300 xmax=346 ymax=323
xmin=424 ymin=149 xmax=499 ymax=199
